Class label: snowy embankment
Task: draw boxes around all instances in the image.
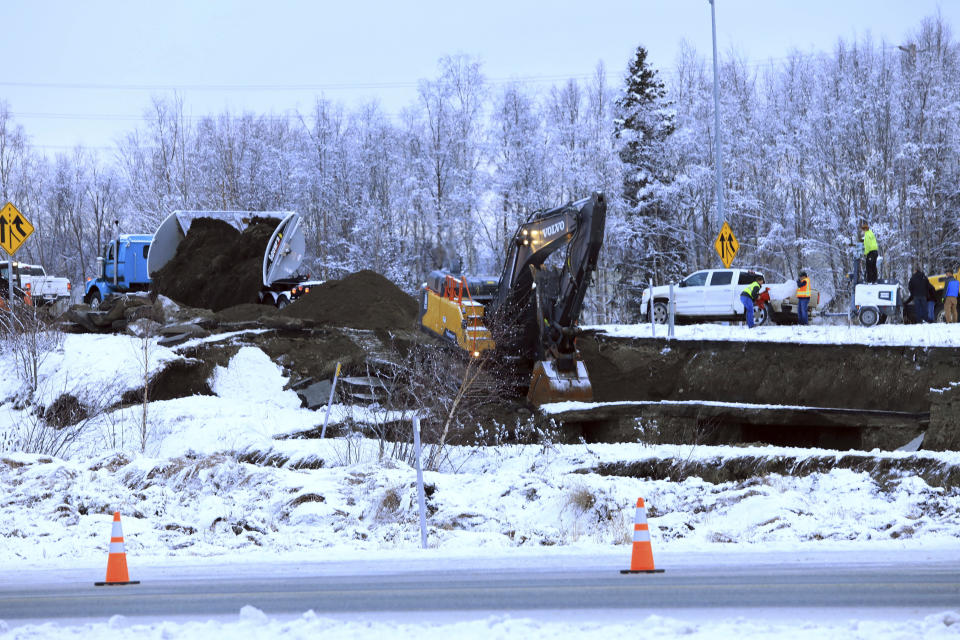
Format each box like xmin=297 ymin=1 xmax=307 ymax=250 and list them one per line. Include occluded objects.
xmin=589 ymin=321 xmax=960 ymax=346
xmin=1 ymin=331 xmax=959 ymax=568
xmin=1 ymin=331 xmax=959 ymax=637
xmin=3 ymin=609 xmax=959 ymax=640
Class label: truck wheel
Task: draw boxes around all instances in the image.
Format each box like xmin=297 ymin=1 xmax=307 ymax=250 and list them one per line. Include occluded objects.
xmin=858 ymin=306 xmax=880 ymax=327
xmin=652 ymin=301 xmax=669 ymax=324
xmin=275 ymin=296 xmax=290 ymax=310
xmin=755 ymin=306 xmax=772 ymax=326
xmin=85 ymin=289 xmax=102 ymax=310
xmin=935 ymin=304 xmax=946 ymax=323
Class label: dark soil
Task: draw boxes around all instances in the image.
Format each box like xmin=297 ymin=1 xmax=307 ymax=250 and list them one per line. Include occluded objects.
xmin=215 ymin=303 xmax=277 ymax=324
xmin=593 ymin=453 xmax=960 ymax=490
xmin=152 ymin=217 xmax=280 ymax=312
xmin=281 ymin=269 xmax=419 ymax=331
xmin=577 ymin=332 xmax=960 ymax=412
xmin=44 ymin=394 xmax=88 ymax=429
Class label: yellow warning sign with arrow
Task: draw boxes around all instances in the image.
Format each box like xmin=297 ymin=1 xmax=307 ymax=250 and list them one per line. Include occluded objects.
xmin=714 ymin=221 xmax=739 ymax=268
xmin=0 ymin=202 xmax=34 ymax=256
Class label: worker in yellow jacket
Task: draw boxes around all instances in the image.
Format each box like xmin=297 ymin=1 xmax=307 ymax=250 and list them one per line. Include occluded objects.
xmin=740 ymin=274 xmax=765 ymax=328
xmin=860 ymin=222 xmax=879 ymax=283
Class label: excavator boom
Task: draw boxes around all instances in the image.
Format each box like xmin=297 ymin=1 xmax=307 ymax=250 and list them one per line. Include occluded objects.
xmin=416 ymin=192 xmax=606 ymax=406
xmin=494 ymin=192 xmax=606 ymax=405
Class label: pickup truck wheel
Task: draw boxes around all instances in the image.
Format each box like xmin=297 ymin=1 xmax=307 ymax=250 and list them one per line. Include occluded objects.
xmin=85 ymin=289 xmax=102 ymax=310
xmin=275 ymin=296 xmax=290 ymax=310
xmin=755 ymin=305 xmax=771 ymax=326
xmin=858 ymin=306 xmax=880 ymax=327
xmin=652 ymin=301 xmax=669 ymax=324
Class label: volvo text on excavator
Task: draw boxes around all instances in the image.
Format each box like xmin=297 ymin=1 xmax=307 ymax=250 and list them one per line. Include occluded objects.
xmin=418 ymin=192 xmax=607 ymax=405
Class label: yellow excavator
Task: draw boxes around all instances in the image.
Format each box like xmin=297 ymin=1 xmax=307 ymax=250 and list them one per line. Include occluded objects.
xmin=418 ymin=192 xmax=607 ymax=405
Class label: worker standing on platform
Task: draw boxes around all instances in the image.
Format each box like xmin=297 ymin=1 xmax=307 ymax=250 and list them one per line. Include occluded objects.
xmin=860 ymin=222 xmax=879 ymax=283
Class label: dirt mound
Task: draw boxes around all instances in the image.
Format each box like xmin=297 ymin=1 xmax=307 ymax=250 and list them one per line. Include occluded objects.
xmin=215 ymin=303 xmax=277 ymax=324
xmin=152 ymin=217 xmax=279 ymax=312
xmin=281 ymin=270 xmax=418 ymax=330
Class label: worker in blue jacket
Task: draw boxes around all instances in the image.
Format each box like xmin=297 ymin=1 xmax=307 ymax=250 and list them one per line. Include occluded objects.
xmin=740 ymin=274 xmax=764 ymax=328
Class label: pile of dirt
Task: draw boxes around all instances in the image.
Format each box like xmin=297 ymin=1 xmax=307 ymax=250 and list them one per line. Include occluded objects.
xmin=578 ymin=333 xmax=960 ymax=412
xmin=281 ymin=270 xmax=418 ymax=330
xmin=151 ymin=217 xmax=279 ymax=312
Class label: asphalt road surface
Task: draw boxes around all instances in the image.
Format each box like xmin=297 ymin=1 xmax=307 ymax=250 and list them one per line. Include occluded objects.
xmin=2 ymin=557 xmax=958 ymax=623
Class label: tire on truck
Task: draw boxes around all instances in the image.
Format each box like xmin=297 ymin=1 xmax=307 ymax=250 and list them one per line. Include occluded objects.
xmin=652 ymin=300 xmax=669 ymax=324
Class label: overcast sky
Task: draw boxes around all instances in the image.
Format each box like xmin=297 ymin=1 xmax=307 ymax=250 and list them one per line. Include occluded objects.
xmin=3 ymin=0 xmax=957 ymax=153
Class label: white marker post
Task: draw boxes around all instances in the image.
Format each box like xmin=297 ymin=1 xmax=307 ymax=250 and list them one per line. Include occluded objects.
xmin=319 ymin=362 xmax=342 ymax=439
xmin=412 ymin=416 xmax=428 ymax=549
xmin=668 ymin=283 xmax=675 ymax=339
xmin=649 ymin=279 xmax=656 ymax=338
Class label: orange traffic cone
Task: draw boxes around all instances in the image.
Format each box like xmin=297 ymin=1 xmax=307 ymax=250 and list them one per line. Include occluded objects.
xmin=94 ymin=512 xmax=140 ymax=586
xmin=620 ymin=497 xmax=665 ymax=574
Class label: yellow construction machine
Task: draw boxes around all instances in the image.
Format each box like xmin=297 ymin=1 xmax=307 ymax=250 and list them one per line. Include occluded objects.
xmin=418 ymin=192 xmax=607 ymax=406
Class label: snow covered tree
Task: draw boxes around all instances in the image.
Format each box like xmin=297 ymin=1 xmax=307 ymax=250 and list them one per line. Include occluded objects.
xmin=613 ymin=45 xmax=677 ymax=309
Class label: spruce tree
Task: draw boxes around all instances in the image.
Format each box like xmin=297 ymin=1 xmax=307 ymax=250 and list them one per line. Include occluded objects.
xmin=614 ymin=45 xmax=679 ymax=299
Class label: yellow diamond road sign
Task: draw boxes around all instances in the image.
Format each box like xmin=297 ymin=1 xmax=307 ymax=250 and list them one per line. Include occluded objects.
xmin=0 ymin=202 xmax=34 ymax=256
xmin=714 ymin=221 xmax=739 ymax=268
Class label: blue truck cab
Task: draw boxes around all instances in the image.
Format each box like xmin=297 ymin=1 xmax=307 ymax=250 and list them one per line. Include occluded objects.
xmin=84 ymin=234 xmax=153 ymax=307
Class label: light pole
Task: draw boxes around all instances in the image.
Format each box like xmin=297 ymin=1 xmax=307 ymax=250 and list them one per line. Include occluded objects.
xmin=709 ymin=0 xmax=724 ymax=231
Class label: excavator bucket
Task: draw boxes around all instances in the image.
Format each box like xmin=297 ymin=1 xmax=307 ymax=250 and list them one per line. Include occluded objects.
xmin=527 ymin=359 xmax=593 ymax=406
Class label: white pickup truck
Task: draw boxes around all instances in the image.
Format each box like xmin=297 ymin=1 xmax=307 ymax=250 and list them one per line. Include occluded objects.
xmin=0 ymin=262 xmax=72 ymax=306
xmin=640 ymin=268 xmax=819 ymax=326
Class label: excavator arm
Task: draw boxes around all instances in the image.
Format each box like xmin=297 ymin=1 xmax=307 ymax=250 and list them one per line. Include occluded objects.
xmin=416 ymin=192 xmax=606 ymax=406
xmin=493 ymin=192 xmax=607 ymax=404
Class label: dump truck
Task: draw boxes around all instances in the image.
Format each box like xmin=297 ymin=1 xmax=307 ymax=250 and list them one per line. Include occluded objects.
xmin=84 ymin=211 xmax=312 ymax=309
xmin=418 ymin=192 xmax=606 ymax=406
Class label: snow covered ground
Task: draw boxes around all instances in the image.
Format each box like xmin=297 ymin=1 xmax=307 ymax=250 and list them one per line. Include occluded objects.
xmin=590 ymin=320 xmax=960 ymax=346
xmin=1 ymin=328 xmax=959 ymax=638
xmin=3 ymin=608 xmax=959 ymax=639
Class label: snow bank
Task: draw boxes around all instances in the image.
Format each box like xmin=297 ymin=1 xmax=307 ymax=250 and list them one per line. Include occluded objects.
xmin=3 ymin=439 xmax=960 ymax=571
xmin=4 ymin=609 xmax=960 ymax=640
xmin=0 ymin=334 xmax=181 ymax=406
xmin=590 ymin=322 xmax=960 ymax=347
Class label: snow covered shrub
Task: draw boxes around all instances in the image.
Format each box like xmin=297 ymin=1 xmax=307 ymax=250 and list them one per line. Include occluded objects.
xmin=0 ymin=306 xmax=62 ymax=394
xmin=44 ymin=394 xmax=88 ymax=428
xmin=4 ymin=385 xmax=112 ymax=458
xmin=634 ymin=418 xmax=661 ymax=446
xmin=513 ymin=417 xmax=561 ymax=449
xmin=560 ymin=484 xmax=630 ymax=544
xmin=376 ymin=485 xmax=404 ymax=521
xmin=566 ymin=486 xmax=597 ymax=512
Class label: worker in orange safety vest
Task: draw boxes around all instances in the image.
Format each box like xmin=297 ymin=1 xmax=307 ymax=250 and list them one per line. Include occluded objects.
xmin=796 ymin=271 xmax=811 ymax=325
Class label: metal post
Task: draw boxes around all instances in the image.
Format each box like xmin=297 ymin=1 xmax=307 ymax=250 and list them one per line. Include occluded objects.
xmin=113 ymin=220 xmax=120 ymax=287
xmin=668 ymin=283 xmax=675 ymax=338
xmin=6 ymin=257 xmax=11 ymax=309
xmin=649 ymin=279 xmax=655 ymax=337
xmin=709 ymin=0 xmax=725 ymax=230
xmin=412 ymin=416 xmax=429 ymax=549
xmin=319 ymin=362 xmax=342 ymax=439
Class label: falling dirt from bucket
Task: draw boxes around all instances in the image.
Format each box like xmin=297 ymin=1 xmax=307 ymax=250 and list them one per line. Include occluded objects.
xmin=151 ymin=217 xmax=280 ymax=311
